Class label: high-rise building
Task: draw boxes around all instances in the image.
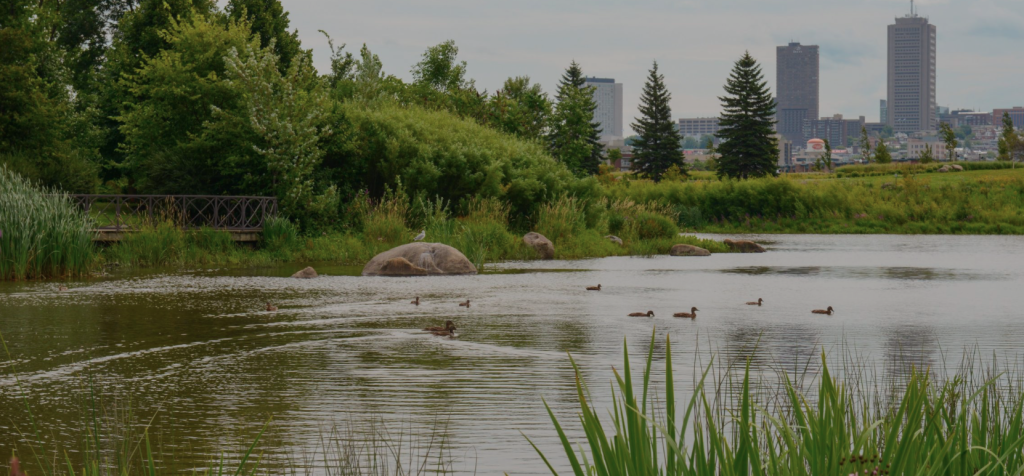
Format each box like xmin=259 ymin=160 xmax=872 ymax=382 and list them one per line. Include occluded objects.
xmin=880 ymin=100 xmax=888 ymax=124
xmin=776 ymin=42 xmax=819 ymax=144
xmin=802 ymin=114 xmax=865 ymax=148
xmin=583 ymin=77 xmax=624 ymax=140
xmin=676 ymin=117 xmax=722 ymax=138
xmin=887 ymin=8 xmax=937 ymax=133
xmin=993 ymin=107 xmax=1024 ymax=129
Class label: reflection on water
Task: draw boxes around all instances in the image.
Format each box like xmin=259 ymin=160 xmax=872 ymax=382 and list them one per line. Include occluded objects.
xmin=2 ymin=234 xmax=1024 ymax=474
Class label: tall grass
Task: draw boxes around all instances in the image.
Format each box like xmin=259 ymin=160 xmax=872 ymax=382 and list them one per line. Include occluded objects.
xmin=0 ymin=165 xmax=94 ymax=280
xmin=530 ymin=334 xmax=1024 ymax=475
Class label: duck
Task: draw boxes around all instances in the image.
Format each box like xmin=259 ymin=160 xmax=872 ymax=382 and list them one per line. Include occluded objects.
xmin=811 ymin=306 xmax=834 ymax=315
xmin=673 ymin=307 xmax=699 ymax=319
xmin=746 ymin=298 xmax=763 ymax=306
xmin=424 ymin=320 xmax=457 ymax=333
xmin=459 ymin=299 xmax=470 ymax=308
xmin=265 ymin=302 xmax=278 ymax=312
xmin=586 ymin=284 xmax=601 ymax=291
xmin=628 ymin=310 xmax=655 ymax=317
xmin=411 ymin=296 xmax=420 ymax=306
xmin=430 ymin=328 xmax=457 ymax=338
xmin=58 ymin=285 xmax=69 ymax=292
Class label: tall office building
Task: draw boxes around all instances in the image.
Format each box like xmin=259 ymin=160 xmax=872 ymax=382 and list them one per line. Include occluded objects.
xmin=583 ymin=77 xmax=624 ymax=140
xmin=880 ymin=100 xmax=888 ymax=124
xmin=887 ymin=8 xmax=936 ymax=133
xmin=776 ymin=42 xmax=819 ymax=144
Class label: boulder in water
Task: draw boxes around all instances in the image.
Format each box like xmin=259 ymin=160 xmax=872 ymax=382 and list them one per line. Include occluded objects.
xmin=724 ymin=239 xmax=766 ymax=253
xmin=523 ymin=232 xmax=555 ymax=260
xmin=292 ymin=266 xmax=318 ymax=279
xmin=670 ymin=244 xmax=710 ymax=256
xmin=362 ymin=243 xmax=477 ymax=276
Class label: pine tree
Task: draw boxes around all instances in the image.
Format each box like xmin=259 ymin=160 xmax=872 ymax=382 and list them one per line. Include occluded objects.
xmin=998 ymin=112 xmax=1014 ymax=162
xmin=547 ymin=61 xmax=602 ymax=176
xmin=875 ymin=141 xmax=892 ymax=164
xmin=630 ymin=61 xmax=684 ymax=181
xmin=716 ymin=52 xmax=778 ymax=179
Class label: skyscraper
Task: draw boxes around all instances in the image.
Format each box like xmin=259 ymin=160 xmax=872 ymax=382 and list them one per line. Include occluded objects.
xmin=776 ymin=42 xmax=819 ymax=144
xmin=880 ymin=100 xmax=888 ymax=124
xmin=887 ymin=8 xmax=936 ymax=133
xmin=583 ymin=77 xmax=623 ymax=140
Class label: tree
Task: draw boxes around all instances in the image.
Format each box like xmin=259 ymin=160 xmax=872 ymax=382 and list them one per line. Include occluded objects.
xmin=630 ymin=61 xmax=684 ymax=182
xmin=486 ymin=76 xmax=551 ymax=142
xmin=606 ymin=148 xmax=622 ymax=165
xmin=875 ymin=141 xmax=892 ymax=164
xmin=919 ymin=143 xmax=935 ymax=164
xmin=681 ymin=136 xmax=700 ymax=149
xmin=859 ymin=126 xmax=872 ymax=163
xmin=998 ymin=112 xmax=1016 ymax=162
xmin=411 ymin=40 xmax=471 ymax=94
xmin=226 ymin=0 xmax=303 ymax=71
xmin=547 ymin=61 xmax=602 ymax=176
xmin=821 ymin=138 xmax=833 ymax=171
xmin=698 ymin=134 xmax=716 ymax=149
xmin=939 ymin=122 xmax=958 ymax=162
xmin=715 ymin=52 xmax=778 ymax=179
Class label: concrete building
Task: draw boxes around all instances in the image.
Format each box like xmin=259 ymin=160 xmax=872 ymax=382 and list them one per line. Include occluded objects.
xmin=802 ymin=114 xmax=865 ymax=148
xmin=583 ymin=77 xmax=624 ymax=140
xmin=993 ymin=107 xmax=1024 ymax=129
xmin=776 ymin=42 xmax=819 ymax=144
xmin=908 ymin=137 xmax=948 ymax=160
xmin=880 ymin=100 xmax=888 ymax=124
xmin=887 ymin=10 xmax=937 ymax=133
xmin=677 ymin=117 xmax=722 ymax=137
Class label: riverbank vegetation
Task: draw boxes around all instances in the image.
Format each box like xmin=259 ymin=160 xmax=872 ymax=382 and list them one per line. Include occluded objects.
xmin=532 ymin=335 xmax=1024 ymax=476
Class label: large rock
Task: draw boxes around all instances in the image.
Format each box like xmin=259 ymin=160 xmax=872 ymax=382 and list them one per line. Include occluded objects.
xmin=724 ymin=239 xmax=766 ymax=253
xmin=670 ymin=244 xmax=710 ymax=256
xmin=605 ymin=235 xmax=623 ymax=246
xmin=291 ymin=266 xmax=318 ymax=278
xmin=362 ymin=243 xmax=477 ymax=276
xmin=938 ymin=165 xmax=950 ymax=173
xmin=523 ymin=232 xmax=555 ymax=260
xmin=952 ymin=164 xmax=964 ymax=171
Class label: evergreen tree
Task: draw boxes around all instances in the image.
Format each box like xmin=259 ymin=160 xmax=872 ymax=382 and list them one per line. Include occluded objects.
xmin=547 ymin=61 xmax=602 ymax=176
xmin=998 ymin=112 xmax=1015 ymax=162
xmin=715 ymin=52 xmax=778 ymax=179
xmin=227 ymin=0 xmax=303 ymax=70
xmin=630 ymin=61 xmax=684 ymax=181
xmin=875 ymin=140 xmax=892 ymax=164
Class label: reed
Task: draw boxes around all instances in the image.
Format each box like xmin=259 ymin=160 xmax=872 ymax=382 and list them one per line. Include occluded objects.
xmin=0 ymin=165 xmax=94 ymax=280
xmin=529 ymin=334 xmax=1024 ymax=476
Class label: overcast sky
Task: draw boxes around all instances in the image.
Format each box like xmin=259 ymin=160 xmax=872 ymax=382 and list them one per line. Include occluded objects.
xmin=283 ymin=0 xmax=1023 ymax=135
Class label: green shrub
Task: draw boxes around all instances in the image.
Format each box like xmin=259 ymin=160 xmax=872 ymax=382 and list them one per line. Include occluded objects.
xmin=535 ymin=196 xmax=586 ymax=243
xmin=261 ymin=216 xmax=300 ymax=253
xmin=634 ymin=212 xmax=678 ymax=239
xmin=0 ymin=165 xmax=94 ymax=280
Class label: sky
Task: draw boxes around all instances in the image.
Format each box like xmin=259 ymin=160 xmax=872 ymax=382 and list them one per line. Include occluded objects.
xmin=282 ymin=0 xmax=1023 ymax=135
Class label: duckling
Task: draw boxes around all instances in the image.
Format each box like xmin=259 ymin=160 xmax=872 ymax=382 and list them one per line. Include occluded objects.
xmin=628 ymin=310 xmax=655 ymax=317
xmin=424 ymin=320 xmax=456 ymax=333
xmin=746 ymin=298 xmax=763 ymax=306
xmin=811 ymin=306 xmax=834 ymax=315
xmin=265 ymin=302 xmax=278 ymax=312
xmin=411 ymin=296 xmax=420 ymax=306
xmin=459 ymin=299 xmax=470 ymax=308
xmin=673 ymin=307 xmax=699 ymax=319
xmin=58 ymin=285 xmax=69 ymax=292
xmin=586 ymin=284 xmax=601 ymax=291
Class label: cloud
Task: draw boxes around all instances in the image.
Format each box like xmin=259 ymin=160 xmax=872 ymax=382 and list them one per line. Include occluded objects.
xmin=967 ymin=19 xmax=1024 ymax=39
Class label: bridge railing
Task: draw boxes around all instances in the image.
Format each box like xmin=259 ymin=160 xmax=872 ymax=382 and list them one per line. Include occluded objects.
xmin=69 ymin=195 xmax=278 ymax=232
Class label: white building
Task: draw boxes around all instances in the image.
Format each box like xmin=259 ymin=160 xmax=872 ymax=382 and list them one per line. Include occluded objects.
xmin=584 ymin=77 xmax=623 ymax=140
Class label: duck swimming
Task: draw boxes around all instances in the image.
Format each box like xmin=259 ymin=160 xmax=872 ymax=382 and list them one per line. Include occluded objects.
xmin=411 ymin=296 xmax=420 ymax=305
xmin=265 ymin=302 xmax=278 ymax=312
xmin=459 ymin=299 xmax=470 ymax=308
xmin=673 ymin=307 xmax=699 ymax=319
xmin=628 ymin=310 xmax=655 ymax=317
xmin=58 ymin=285 xmax=68 ymax=292
xmin=811 ymin=306 xmax=834 ymax=315
xmin=746 ymin=298 xmax=763 ymax=306
xmin=424 ymin=320 xmax=456 ymax=333
xmin=586 ymin=284 xmax=601 ymax=291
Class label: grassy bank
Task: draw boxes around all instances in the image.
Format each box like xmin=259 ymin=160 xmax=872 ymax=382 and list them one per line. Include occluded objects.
xmin=532 ymin=334 xmax=1024 ymax=476
xmin=0 ymin=165 xmax=94 ymax=280
xmin=607 ymin=166 xmax=1024 ymax=234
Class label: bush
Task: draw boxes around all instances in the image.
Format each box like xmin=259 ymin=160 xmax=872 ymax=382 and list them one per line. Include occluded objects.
xmin=634 ymin=212 xmax=679 ymax=239
xmin=0 ymin=165 xmax=94 ymax=280
xmin=261 ymin=216 xmax=300 ymax=253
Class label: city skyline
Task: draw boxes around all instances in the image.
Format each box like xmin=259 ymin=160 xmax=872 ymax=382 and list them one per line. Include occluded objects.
xmin=288 ymin=0 xmax=1023 ymax=135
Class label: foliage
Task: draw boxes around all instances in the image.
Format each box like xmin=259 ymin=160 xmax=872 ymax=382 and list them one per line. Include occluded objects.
xmin=874 ymin=140 xmax=892 ymax=164
xmin=630 ymin=61 xmax=685 ymax=182
xmin=939 ymin=122 xmax=959 ymax=162
xmin=548 ymin=61 xmax=603 ymax=177
xmin=859 ymin=126 xmax=872 ymax=163
xmin=226 ymin=0 xmax=303 ymax=70
xmin=486 ymin=76 xmax=552 ymax=142
xmin=716 ymin=52 xmax=778 ymax=179
xmin=919 ymin=143 xmax=935 ymax=164
xmin=530 ymin=334 xmax=1024 ymax=476
xmin=0 ymin=165 xmax=94 ymax=280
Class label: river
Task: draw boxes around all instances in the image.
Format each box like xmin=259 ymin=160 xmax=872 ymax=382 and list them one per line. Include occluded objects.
xmin=1 ymin=234 xmax=1023 ymax=474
